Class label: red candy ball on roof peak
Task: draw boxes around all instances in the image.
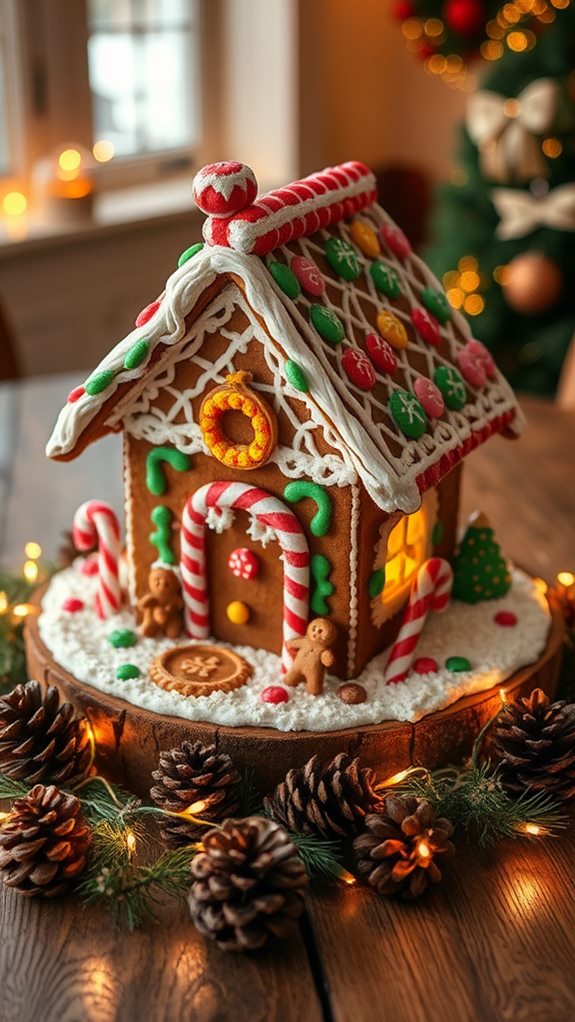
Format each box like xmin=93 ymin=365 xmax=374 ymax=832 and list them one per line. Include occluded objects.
xmin=193 ymin=161 xmax=258 ymax=217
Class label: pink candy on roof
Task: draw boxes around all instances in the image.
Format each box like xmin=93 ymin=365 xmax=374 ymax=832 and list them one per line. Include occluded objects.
xmin=196 ymin=160 xmax=377 ymax=256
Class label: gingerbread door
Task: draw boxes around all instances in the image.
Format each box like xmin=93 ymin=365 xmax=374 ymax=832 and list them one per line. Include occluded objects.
xmin=180 ymin=481 xmax=310 ymax=670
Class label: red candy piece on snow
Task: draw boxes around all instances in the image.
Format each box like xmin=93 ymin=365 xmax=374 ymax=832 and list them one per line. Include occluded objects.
xmin=62 ymin=597 xmax=84 ymax=613
xmin=413 ymin=377 xmax=445 ymax=418
xmin=80 ymin=557 xmax=99 ymax=576
xmin=411 ymin=307 xmax=441 ymax=347
xmin=67 ymin=386 xmax=86 ymax=404
xmin=494 ymin=611 xmax=518 ymax=627
xmin=468 ymin=338 xmax=496 ymax=379
xmin=379 ymin=223 xmax=411 ymax=260
xmin=193 ymin=161 xmax=258 ymax=217
xmin=365 ymin=333 xmax=397 ymax=374
xmin=413 ymin=656 xmax=439 ymax=674
xmin=228 ymin=547 xmax=260 ymax=580
xmin=457 ymin=344 xmax=487 ymax=388
xmin=290 ymin=255 xmax=325 ymax=296
xmin=135 ymin=300 xmax=161 ymax=328
xmin=261 ymin=686 xmax=289 ymax=704
xmin=341 ymin=347 xmax=376 ymax=391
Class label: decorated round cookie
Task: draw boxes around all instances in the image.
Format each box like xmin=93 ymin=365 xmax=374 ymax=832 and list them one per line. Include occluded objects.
xmin=376 ymin=310 xmax=408 ymax=350
xmin=200 ymin=371 xmax=277 ymax=470
xmin=193 ymin=161 xmax=258 ymax=217
xmin=341 ymin=347 xmax=376 ymax=391
xmin=379 ymin=222 xmax=411 ymax=260
xmin=228 ymin=548 xmax=259 ymax=580
xmin=413 ymin=376 xmax=445 ymax=418
xmin=411 ymin=307 xmax=441 ymax=347
xmin=370 ymin=261 xmax=401 ymax=299
xmin=434 ymin=366 xmax=467 ymax=411
xmin=290 ymin=255 xmax=325 ymax=296
xmin=324 ymin=238 xmax=361 ymax=280
xmin=150 ymin=643 xmax=252 ymax=697
xmin=310 ymin=304 xmax=345 ymax=346
xmin=365 ymin=333 xmax=398 ymax=374
xmin=350 ymin=219 xmax=380 ymax=258
xmin=457 ymin=344 xmax=487 ymax=388
xmin=422 ymin=287 xmax=452 ymax=324
xmin=389 ymin=390 xmax=428 ymax=438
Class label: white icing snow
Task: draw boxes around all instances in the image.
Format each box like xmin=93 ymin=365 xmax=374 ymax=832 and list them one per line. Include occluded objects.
xmin=38 ymin=565 xmax=550 ymax=733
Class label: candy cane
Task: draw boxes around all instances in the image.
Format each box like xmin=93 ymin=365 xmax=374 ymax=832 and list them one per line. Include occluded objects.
xmin=72 ymin=501 xmax=122 ymax=619
xmin=384 ymin=557 xmax=453 ymax=686
xmin=181 ymin=481 xmax=310 ymax=672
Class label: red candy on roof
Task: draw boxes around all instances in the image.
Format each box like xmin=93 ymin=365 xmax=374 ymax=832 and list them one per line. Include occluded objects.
xmin=200 ymin=161 xmax=377 ymax=256
xmin=193 ymin=161 xmax=258 ymax=217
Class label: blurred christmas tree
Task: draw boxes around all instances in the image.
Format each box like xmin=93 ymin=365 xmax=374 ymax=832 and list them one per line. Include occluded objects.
xmin=425 ymin=2 xmax=575 ymax=394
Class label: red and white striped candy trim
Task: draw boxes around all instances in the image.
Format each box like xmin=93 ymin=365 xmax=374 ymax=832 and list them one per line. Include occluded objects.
xmin=203 ymin=161 xmax=377 ymax=255
xmin=181 ymin=481 xmax=310 ymax=672
xmin=193 ymin=161 xmax=258 ymax=217
xmin=384 ymin=557 xmax=453 ymax=686
xmin=72 ymin=500 xmax=122 ymax=619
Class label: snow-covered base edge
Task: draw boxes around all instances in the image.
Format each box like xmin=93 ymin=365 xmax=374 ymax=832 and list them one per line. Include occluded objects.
xmin=37 ymin=565 xmax=550 ymax=734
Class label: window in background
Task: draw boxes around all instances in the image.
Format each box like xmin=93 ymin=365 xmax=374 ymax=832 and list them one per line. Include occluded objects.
xmin=87 ymin=0 xmax=199 ymax=161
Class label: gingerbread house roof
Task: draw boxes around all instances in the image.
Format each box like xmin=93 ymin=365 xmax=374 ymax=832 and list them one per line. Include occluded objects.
xmin=47 ymin=160 xmax=523 ymax=515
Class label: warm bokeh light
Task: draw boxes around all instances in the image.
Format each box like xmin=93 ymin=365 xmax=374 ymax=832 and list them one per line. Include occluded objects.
xmin=402 ymin=17 xmax=423 ymax=40
xmin=493 ymin=264 xmax=512 ymax=285
xmin=447 ymin=287 xmax=464 ymax=309
xmin=0 ymin=592 xmax=8 ymax=615
xmin=93 ymin=139 xmax=115 ymax=163
xmin=481 ymin=40 xmax=504 ymax=60
xmin=424 ymin=18 xmax=445 ymax=36
xmin=459 ymin=255 xmax=478 ymax=271
xmin=2 ymin=191 xmax=27 ymax=216
xmin=12 ymin=603 xmax=33 ymax=618
xmin=23 ymin=560 xmax=39 ymax=584
xmin=339 ymin=869 xmax=357 ymax=886
xmin=24 ymin=541 xmax=42 ymax=560
xmin=499 ymin=688 xmax=507 ymax=703
xmin=417 ymin=841 xmax=431 ymax=858
xmin=460 ymin=271 xmax=481 ymax=293
xmin=58 ymin=148 xmax=82 ymax=172
xmin=182 ymin=800 xmax=208 ymax=816
xmin=523 ymin=823 xmax=541 ymax=835
xmin=557 ymin=571 xmax=575 ymax=587
xmin=126 ymin=829 xmax=137 ymax=854
xmin=542 ymin=137 xmax=563 ymax=158
xmin=463 ymin=294 xmax=485 ymax=316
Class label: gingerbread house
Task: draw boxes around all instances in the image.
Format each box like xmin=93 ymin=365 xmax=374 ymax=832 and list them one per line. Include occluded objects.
xmin=46 ymin=160 xmax=523 ymax=681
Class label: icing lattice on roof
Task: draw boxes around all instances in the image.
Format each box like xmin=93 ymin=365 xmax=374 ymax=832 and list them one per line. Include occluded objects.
xmin=46 ymin=161 xmax=523 ymax=514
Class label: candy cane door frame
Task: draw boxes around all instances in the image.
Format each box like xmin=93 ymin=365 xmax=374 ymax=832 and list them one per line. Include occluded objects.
xmin=181 ymin=482 xmax=310 ymax=671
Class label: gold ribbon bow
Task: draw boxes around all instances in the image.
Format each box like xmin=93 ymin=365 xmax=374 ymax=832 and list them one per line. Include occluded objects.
xmin=466 ymin=79 xmax=560 ymax=184
xmin=492 ymin=183 xmax=575 ymax=240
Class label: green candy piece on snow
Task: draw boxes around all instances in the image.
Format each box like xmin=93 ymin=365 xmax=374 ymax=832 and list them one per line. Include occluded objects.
xmin=108 ymin=629 xmax=137 ymax=649
xmin=124 ymin=338 xmax=150 ymax=370
xmin=324 ymin=238 xmax=361 ymax=281
xmin=370 ymin=261 xmax=401 ymax=299
xmin=445 ymin=656 xmax=472 ymax=673
xmin=389 ymin=390 xmax=428 ymax=439
xmin=422 ymin=287 xmax=452 ymax=324
xmin=310 ymin=304 xmax=345 ymax=346
xmin=284 ymin=360 xmax=309 ymax=393
xmin=178 ymin=243 xmax=203 ymax=268
xmin=434 ymin=366 xmax=467 ymax=411
xmin=146 ymin=445 xmax=191 ymax=496
xmin=116 ymin=663 xmax=141 ymax=680
xmin=310 ymin=554 xmax=335 ymax=615
xmin=85 ymin=370 xmax=115 ymax=396
xmin=368 ymin=569 xmax=385 ymax=598
xmin=284 ymin=480 xmax=332 ymax=537
xmin=269 ymin=261 xmax=301 ymax=299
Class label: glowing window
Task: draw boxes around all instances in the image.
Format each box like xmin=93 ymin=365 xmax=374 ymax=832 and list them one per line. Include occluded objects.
xmin=370 ymin=489 xmax=438 ymax=627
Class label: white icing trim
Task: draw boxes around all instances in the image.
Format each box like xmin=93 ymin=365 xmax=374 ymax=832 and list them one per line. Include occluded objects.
xmin=347 ymin=483 xmax=360 ymax=677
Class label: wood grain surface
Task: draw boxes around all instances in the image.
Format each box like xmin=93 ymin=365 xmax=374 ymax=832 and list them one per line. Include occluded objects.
xmin=0 ymin=381 xmax=574 ymax=1022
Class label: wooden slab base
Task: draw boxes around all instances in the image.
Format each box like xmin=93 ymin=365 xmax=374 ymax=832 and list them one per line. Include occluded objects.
xmin=24 ymin=593 xmax=565 ymax=796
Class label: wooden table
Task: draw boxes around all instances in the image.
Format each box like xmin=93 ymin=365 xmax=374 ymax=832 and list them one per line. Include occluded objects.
xmin=1 ymin=377 xmax=575 ymax=1022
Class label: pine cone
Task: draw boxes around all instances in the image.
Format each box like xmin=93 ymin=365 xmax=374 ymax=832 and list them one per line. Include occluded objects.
xmin=57 ymin=529 xmax=96 ymax=568
xmin=353 ymin=795 xmax=454 ymax=900
xmin=0 ymin=784 xmax=92 ymax=897
xmin=150 ymin=741 xmax=241 ymax=847
xmin=263 ymin=752 xmax=381 ymax=839
xmin=189 ymin=816 xmax=307 ymax=952
xmin=0 ymin=681 xmax=93 ymax=786
xmin=491 ymin=688 xmax=575 ymax=803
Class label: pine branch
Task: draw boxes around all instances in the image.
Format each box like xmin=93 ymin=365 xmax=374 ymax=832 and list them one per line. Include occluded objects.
xmin=0 ymin=774 xmax=30 ymax=802
xmin=238 ymin=768 xmax=264 ymax=818
xmin=288 ymin=831 xmax=345 ymax=883
xmin=400 ymin=763 xmax=568 ymax=845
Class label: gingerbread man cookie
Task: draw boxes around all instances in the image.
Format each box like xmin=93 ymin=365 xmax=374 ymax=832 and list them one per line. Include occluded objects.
xmin=137 ymin=566 xmax=184 ymax=639
xmin=284 ymin=618 xmax=337 ymax=697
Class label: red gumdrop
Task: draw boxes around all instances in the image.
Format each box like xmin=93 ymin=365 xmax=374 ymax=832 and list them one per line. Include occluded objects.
xmin=341 ymin=347 xmax=376 ymax=391
xmin=67 ymin=386 xmax=86 ymax=404
xmin=261 ymin=686 xmax=289 ymax=704
xmin=494 ymin=611 xmax=517 ymax=627
xmin=411 ymin=307 xmax=441 ymax=347
xmin=135 ymin=299 xmax=161 ymax=328
xmin=379 ymin=222 xmax=411 ymax=260
xmin=62 ymin=597 xmax=84 ymax=613
xmin=413 ymin=656 xmax=439 ymax=674
xmin=365 ymin=332 xmax=397 ymax=374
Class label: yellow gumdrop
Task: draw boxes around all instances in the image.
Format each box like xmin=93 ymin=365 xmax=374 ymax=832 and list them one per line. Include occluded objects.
xmin=377 ymin=310 xmax=409 ymax=350
xmin=226 ymin=600 xmax=250 ymax=624
xmin=351 ymin=220 xmax=380 ymax=259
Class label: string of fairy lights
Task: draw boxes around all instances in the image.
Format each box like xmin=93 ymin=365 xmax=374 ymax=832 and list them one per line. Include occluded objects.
xmin=401 ymin=0 xmax=572 ymax=91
